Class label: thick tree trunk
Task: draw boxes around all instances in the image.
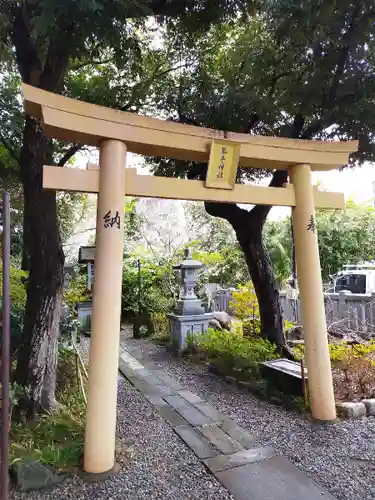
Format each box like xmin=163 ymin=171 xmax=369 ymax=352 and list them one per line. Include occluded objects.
xmin=14 ymin=117 xmax=64 ymax=418
xmin=205 ymin=178 xmax=289 ymax=351
xmin=235 ymin=222 xmax=286 ymax=347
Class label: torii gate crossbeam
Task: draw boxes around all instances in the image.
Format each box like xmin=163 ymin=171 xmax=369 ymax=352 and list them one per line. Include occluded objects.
xmin=21 ymin=84 xmax=357 ymax=480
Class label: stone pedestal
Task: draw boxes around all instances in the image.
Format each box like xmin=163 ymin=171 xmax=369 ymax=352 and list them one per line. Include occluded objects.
xmin=168 ymin=312 xmax=213 ymax=351
xmin=77 ymin=301 xmax=92 ymax=333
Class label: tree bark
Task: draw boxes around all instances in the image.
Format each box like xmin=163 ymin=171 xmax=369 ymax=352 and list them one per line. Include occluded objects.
xmin=205 ymin=170 xmax=289 ymax=350
xmin=14 ymin=117 xmax=64 ymax=418
xmin=235 ymin=221 xmax=286 ymax=347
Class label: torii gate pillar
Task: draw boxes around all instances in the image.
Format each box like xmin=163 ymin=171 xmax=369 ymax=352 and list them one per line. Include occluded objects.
xmin=83 ymin=139 xmax=127 ymax=474
xmin=290 ymin=164 xmax=336 ymax=421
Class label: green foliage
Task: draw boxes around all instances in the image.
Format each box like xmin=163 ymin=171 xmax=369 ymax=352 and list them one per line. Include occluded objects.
xmin=121 ymin=255 xmax=175 ymax=317
xmin=151 ymin=312 xmax=170 ymax=343
xmin=10 ymin=349 xmax=86 ymax=472
xmin=264 ymin=201 xmax=375 ymax=285
xmin=263 ymin=218 xmax=293 ymax=287
xmin=230 ymin=281 xmax=294 ymax=336
xmin=0 ymin=265 xmax=27 ymax=352
xmin=196 ymin=328 xmax=279 ymax=379
xmin=230 ymin=282 xmax=259 ymax=320
xmin=328 ymin=342 xmax=375 ymax=366
xmin=293 ymin=340 xmax=375 ymax=400
xmin=185 ymin=202 xmax=248 ymax=286
xmin=63 ymin=272 xmax=87 ymax=312
xmin=0 ymin=265 xmax=27 ymax=314
xmin=57 ymin=192 xmax=89 ymax=245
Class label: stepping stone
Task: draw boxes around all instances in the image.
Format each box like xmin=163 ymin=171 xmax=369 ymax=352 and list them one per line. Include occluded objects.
xmin=164 ymin=395 xmax=213 ymax=426
xmin=174 ymin=425 xmax=219 ymax=459
xmin=118 ymin=358 xmax=136 ymax=379
xmin=152 ymin=371 xmax=184 ymax=390
xmin=219 ymin=418 xmax=258 ymax=449
xmin=204 ymin=446 xmax=275 ymax=473
xmin=194 ymin=402 xmax=224 ymax=422
xmin=177 ymin=390 xmax=204 ymax=404
xmin=156 ymin=405 xmax=189 ymax=427
xmin=197 ymin=423 xmax=243 ymax=454
xmin=144 ymin=394 xmax=169 ymax=406
xmin=215 ymin=455 xmax=337 ymax=500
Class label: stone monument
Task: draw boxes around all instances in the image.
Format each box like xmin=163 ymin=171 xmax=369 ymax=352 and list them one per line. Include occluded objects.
xmin=168 ymin=248 xmax=213 ymax=351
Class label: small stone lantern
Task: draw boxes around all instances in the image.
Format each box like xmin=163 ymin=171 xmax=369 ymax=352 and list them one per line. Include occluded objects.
xmin=173 ymin=248 xmax=205 ymax=315
xmin=168 ymin=248 xmax=213 ymax=352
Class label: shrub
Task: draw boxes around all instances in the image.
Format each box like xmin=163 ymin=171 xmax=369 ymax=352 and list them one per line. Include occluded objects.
xmin=10 ymin=348 xmax=86 ymax=472
xmin=151 ymin=312 xmax=170 ymax=343
xmin=0 ymin=265 xmax=28 ymax=353
xmin=230 ymin=282 xmax=259 ymax=321
xmin=292 ymin=341 xmax=375 ymax=401
xmin=63 ymin=272 xmax=87 ymax=312
xmin=196 ymin=328 xmax=279 ymax=379
xmin=230 ymin=281 xmax=294 ymax=337
xmin=121 ymin=255 xmax=175 ymax=317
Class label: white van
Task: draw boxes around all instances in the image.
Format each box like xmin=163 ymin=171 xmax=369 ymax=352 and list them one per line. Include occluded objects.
xmin=332 ymin=263 xmax=375 ymax=294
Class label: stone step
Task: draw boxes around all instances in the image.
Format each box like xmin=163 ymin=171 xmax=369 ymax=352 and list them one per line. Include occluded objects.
xmin=215 ymin=455 xmax=337 ymax=500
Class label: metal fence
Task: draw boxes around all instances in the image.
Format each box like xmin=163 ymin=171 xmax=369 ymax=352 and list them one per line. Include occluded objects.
xmin=212 ymin=287 xmax=375 ymax=334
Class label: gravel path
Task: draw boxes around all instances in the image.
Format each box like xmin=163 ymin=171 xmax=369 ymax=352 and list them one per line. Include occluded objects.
xmin=10 ymin=337 xmax=233 ymax=500
xmin=120 ymin=330 xmax=375 ymax=500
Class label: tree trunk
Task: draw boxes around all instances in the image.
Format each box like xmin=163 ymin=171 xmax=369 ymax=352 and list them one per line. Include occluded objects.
xmin=205 ymin=174 xmax=289 ymax=351
xmin=235 ymin=221 xmax=286 ymax=347
xmin=14 ymin=117 xmax=64 ymax=418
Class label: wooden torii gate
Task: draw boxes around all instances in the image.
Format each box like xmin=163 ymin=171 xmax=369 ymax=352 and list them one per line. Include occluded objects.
xmin=22 ymin=84 xmax=357 ymax=478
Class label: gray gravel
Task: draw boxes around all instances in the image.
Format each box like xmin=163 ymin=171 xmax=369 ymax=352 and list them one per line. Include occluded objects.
xmin=121 ymin=331 xmax=375 ymax=500
xmin=10 ymin=337 xmax=233 ymax=500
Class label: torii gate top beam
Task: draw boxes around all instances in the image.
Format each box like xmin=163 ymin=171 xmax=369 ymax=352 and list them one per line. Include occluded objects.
xmin=22 ymin=84 xmax=358 ymax=171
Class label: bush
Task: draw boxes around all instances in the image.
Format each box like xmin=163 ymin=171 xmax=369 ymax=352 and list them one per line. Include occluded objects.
xmin=292 ymin=341 xmax=375 ymax=401
xmin=63 ymin=272 xmax=87 ymax=312
xmin=230 ymin=281 xmax=293 ymax=337
xmin=151 ymin=312 xmax=170 ymax=343
xmin=10 ymin=348 xmax=86 ymax=472
xmin=196 ymin=328 xmax=279 ymax=379
xmin=0 ymin=265 xmax=28 ymax=353
xmin=230 ymin=282 xmax=259 ymax=321
xmin=121 ymin=255 xmax=175 ymax=317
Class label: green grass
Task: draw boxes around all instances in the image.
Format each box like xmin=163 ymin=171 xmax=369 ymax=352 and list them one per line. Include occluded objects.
xmin=10 ymin=350 xmax=87 ymax=473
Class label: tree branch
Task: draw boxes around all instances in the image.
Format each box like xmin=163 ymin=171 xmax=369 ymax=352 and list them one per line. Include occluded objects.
xmin=326 ymin=3 xmax=362 ymax=111
xmin=204 ymin=201 xmax=249 ymax=230
xmin=69 ymin=58 xmax=114 ymax=71
xmin=11 ymin=4 xmax=42 ymax=85
xmin=120 ymin=62 xmax=194 ymax=111
xmin=56 ymin=145 xmax=81 ymax=167
xmin=0 ymin=135 xmax=20 ymax=164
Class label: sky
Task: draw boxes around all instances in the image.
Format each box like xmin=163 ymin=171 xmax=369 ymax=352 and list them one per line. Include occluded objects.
xmin=268 ymin=162 xmax=375 ymax=220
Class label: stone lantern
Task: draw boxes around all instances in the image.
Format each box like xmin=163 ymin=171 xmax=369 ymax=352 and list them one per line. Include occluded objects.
xmin=168 ymin=248 xmax=213 ymax=352
xmin=173 ymin=248 xmax=205 ymax=315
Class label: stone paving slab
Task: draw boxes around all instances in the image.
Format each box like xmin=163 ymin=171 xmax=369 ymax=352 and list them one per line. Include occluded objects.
xmin=177 ymin=389 xmax=204 ymax=404
xmin=204 ymin=447 xmax=276 ymax=473
xmin=118 ymin=345 xmax=338 ymax=500
xmin=197 ymin=423 xmax=244 ymax=455
xmin=215 ymin=455 xmax=337 ymax=500
xmin=156 ymin=405 xmax=189 ymax=427
xmin=143 ymin=394 xmax=169 ymax=406
xmin=152 ymin=371 xmax=185 ymax=390
xmin=164 ymin=395 xmax=214 ymax=426
xmin=194 ymin=402 xmax=225 ymax=423
xmin=174 ymin=425 xmax=220 ymax=459
xmin=219 ymin=418 xmax=259 ymax=449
